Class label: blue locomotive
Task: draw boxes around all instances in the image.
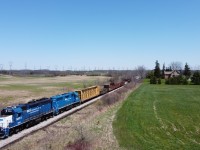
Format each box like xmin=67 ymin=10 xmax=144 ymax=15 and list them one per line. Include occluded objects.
xmin=0 ymin=92 xmax=80 ymax=138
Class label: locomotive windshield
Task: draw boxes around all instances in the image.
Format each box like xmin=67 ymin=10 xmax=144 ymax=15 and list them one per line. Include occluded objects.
xmin=0 ymin=121 xmax=3 ymax=128
xmin=1 ymin=108 xmax=13 ymax=116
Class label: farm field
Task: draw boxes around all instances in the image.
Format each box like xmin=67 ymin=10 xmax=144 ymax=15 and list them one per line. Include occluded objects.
xmin=113 ymin=83 xmax=200 ymax=150
xmin=0 ymin=75 xmax=109 ymax=108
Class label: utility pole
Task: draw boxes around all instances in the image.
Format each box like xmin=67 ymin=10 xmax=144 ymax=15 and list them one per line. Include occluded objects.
xmin=24 ymin=62 xmax=27 ymax=70
xmin=0 ymin=64 xmax=3 ymax=74
xmin=9 ymin=61 xmax=13 ymax=75
xmin=55 ymin=65 xmax=58 ymax=71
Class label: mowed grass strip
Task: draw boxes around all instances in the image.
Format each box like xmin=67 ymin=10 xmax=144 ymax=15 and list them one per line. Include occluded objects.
xmin=113 ymin=83 xmax=200 ymax=150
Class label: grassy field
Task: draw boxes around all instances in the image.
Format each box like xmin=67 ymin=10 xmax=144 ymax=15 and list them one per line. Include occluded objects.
xmin=113 ymin=82 xmax=200 ymax=150
xmin=0 ymin=75 xmax=109 ymax=107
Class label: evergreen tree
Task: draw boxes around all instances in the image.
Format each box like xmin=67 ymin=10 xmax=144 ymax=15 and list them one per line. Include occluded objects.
xmin=150 ymin=76 xmax=157 ymax=84
xmin=162 ymin=63 xmax=165 ymax=79
xmin=183 ymin=63 xmax=191 ymax=79
xmin=183 ymin=78 xmax=188 ymax=85
xmin=158 ymin=78 xmax=161 ymax=84
xmin=191 ymin=71 xmax=200 ymax=85
xmin=146 ymin=71 xmax=154 ymax=79
xmin=154 ymin=60 xmax=161 ymax=78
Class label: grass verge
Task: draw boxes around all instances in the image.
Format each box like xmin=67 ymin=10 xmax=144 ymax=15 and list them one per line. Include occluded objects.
xmin=113 ymin=83 xmax=200 ymax=150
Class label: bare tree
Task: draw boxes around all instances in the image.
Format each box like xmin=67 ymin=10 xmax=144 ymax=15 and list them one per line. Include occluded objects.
xmin=170 ymin=61 xmax=182 ymax=71
xmin=135 ymin=65 xmax=146 ymax=79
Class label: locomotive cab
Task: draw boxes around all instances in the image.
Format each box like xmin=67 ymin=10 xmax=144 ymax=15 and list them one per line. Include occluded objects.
xmin=0 ymin=107 xmax=13 ymax=138
xmin=0 ymin=116 xmax=12 ymax=129
xmin=0 ymin=106 xmax=24 ymax=138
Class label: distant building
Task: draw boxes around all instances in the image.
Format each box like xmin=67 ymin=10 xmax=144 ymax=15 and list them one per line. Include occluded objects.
xmin=164 ymin=70 xmax=180 ymax=79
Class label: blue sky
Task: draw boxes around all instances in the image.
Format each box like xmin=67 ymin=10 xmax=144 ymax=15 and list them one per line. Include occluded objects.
xmin=0 ymin=0 xmax=200 ymax=70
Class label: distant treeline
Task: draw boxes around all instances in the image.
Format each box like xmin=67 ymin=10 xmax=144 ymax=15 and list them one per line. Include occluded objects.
xmin=0 ymin=69 xmax=137 ymax=80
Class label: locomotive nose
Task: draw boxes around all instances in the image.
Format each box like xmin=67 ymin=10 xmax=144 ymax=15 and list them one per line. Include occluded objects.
xmin=0 ymin=128 xmax=5 ymax=138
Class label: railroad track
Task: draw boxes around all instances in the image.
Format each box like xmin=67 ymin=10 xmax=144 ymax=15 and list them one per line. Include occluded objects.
xmin=0 ymin=86 xmax=123 ymax=149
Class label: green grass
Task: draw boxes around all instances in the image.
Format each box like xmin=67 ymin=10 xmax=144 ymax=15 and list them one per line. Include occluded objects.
xmin=113 ymin=83 xmax=200 ymax=150
xmin=0 ymin=82 xmax=83 ymax=93
xmin=0 ymin=76 xmax=9 ymax=81
xmin=42 ymin=82 xmax=84 ymax=89
xmin=0 ymin=84 xmax=45 ymax=93
xmin=0 ymin=75 xmax=108 ymax=106
xmin=0 ymin=83 xmax=83 ymax=103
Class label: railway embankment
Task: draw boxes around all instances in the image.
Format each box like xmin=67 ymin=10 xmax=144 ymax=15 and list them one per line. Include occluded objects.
xmin=2 ymin=82 xmax=140 ymax=150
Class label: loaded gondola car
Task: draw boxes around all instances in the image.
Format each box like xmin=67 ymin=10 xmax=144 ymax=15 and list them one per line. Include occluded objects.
xmin=76 ymin=86 xmax=100 ymax=102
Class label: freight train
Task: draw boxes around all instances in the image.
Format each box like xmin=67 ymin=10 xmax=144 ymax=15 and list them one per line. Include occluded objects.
xmin=0 ymin=81 xmax=128 ymax=139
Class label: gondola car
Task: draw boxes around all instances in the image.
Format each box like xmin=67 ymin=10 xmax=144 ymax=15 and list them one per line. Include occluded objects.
xmin=76 ymin=86 xmax=100 ymax=102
